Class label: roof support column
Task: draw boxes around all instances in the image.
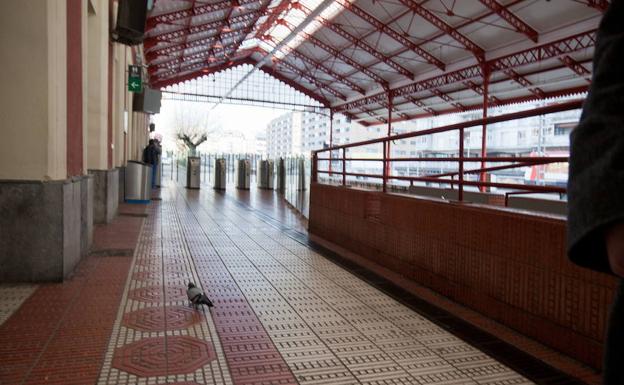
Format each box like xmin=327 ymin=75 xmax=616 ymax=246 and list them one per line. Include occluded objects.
xmin=329 ymin=109 xmax=334 ymax=175
xmin=480 ymin=64 xmax=491 ymax=192
xmin=383 ymin=94 xmax=393 ymax=193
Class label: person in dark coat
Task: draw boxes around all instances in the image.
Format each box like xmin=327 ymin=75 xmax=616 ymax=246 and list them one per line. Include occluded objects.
xmin=143 ymin=139 xmax=161 ymax=188
xmin=567 ymin=2 xmax=624 ymax=383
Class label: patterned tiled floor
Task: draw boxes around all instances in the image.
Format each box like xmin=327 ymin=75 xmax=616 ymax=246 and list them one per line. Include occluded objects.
xmin=0 ymin=207 xmax=142 ymax=385
xmin=1 ymin=182 xmax=596 ymax=384
xmin=92 ymin=182 xmax=534 ymax=385
xmin=0 ymin=284 xmax=37 ymax=326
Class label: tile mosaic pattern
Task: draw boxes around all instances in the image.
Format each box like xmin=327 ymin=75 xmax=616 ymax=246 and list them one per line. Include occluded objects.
xmin=0 ymin=183 xmax=597 ymax=384
xmin=0 ymin=284 xmax=37 ymax=326
xmin=97 ymin=196 xmax=235 ymax=385
xmin=96 ymin=183 xmax=532 ymax=384
xmin=187 ymin=188 xmax=534 ymax=385
xmin=0 ymin=208 xmax=142 ymax=385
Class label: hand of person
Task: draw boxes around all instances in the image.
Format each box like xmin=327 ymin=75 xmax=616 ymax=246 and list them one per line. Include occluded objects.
xmin=607 ymin=221 xmax=624 ymax=277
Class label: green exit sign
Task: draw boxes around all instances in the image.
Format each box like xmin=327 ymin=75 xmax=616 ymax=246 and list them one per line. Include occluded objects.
xmin=128 ymin=65 xmax=142 ymax=93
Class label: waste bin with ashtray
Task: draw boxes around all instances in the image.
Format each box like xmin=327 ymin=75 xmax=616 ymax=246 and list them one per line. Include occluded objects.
xmin=125 ymin=160 xmax=152 ymax=203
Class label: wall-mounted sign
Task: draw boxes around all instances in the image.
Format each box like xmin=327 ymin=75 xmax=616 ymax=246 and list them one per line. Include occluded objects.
xmin=128 ymin=65 xmax=142 ymax=93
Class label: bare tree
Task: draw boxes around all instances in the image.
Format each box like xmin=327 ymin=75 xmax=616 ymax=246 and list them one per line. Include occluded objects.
xmin=171 ymin=103 xmax=220 ymax=156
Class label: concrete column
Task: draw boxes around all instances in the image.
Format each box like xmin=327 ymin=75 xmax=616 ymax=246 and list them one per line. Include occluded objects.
xmin=112 ymin=43 xmax=128 ymax=168
xmin=0 ymin=0 xmax=89 ymax=282
xmin=0 ymin=1 xmax=67 ymax=181
xmin=86 ymin=0 xmax=118 ymax=223
xmin=86 ymin=0 xmax=109 ymax=171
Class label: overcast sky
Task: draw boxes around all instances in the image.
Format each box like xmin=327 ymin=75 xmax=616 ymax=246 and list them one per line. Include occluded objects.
xmin=152 ymin=98 xmax=287 ymax=151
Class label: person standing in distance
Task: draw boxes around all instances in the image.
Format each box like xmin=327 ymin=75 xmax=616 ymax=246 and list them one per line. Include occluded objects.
xmin=143 ymin=139 xmax=161 ymax=189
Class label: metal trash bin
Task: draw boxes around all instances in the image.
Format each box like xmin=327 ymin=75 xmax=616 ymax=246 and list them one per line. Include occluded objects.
xmin=276 ymin=158 xmax=285 ymax=193
xmin=186 ymin=156 xmax=201 ymax=189
xmin=214 ymin=158 xmax=226 ymax=190
xmin=258 ymin=160 xmax=274 ymax=189
xmin=125 ymin=160 xmax=152 ymax=203
xmin=237 ymin=159 xmax=250 ymax=190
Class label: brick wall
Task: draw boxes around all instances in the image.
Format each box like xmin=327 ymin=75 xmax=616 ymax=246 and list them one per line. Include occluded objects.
xmin=309 ymin=183 xmax=617 ymax=369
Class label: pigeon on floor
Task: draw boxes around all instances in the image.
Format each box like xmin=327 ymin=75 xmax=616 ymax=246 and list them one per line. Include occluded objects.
xmin=187 ymin=282 xmax=214 ymax=309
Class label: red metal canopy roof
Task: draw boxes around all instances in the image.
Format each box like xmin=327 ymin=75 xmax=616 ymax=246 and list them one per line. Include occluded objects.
xmin=145 ymin=0 xmax=605 ymax=125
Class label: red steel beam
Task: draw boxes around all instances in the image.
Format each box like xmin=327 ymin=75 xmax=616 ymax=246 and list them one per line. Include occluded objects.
xmin=293 ymin=26 xmax=389 ymax=88
xmin=148 ymin=9 xmax=268 ymax=78
xmin=153 ymin=52 xmax=254 ymax=80
xmin=477 ymin=0 xmax=538 ymax=42
xmin=254 ymin=0 xmax=293 ymax=38
xmin=218 ymin=0 xmax=271 ymax=59
xmin=151 ymin=57 xmax=257 ymax=88
xmin=356 ymin=57 xmax=592 ymax=120
xmin=318 ymin=19 xmax=414 ymax=80
xmin=146 ymin=29 xmax=248 ymax=59
xmin=176 ymin=0 xmax=198 ymax=74
xmin=431 ymin=88 xmax=466 ymax=111
xmin=148 ymin=26 xmax=255 ymax=68
xmin=365 ymin=110 xmax=387 ymax=125
xmin=503 ymin=69 xmax=546 ymax=98
xmin=334 ymin=0 xmax=445 ymax=70
xmin=336 ymin=65 xmax=483 ymax=112
xmin=274 ymin=60 xmax=348 ymax=101
xmin=146 ymin=0 xmax=258 ymax=29
xmin=150 ymin=47 xmax=262 ymax=77
xmin=144 ymin=23 xmax=251 ymax=52
xmin=489 ymin=30 xmax=596 ymax=70
xmin=397 ymin=0 xmax=485 ymax=59
xmin=559 ymin=55 xmax=591 ymax=78
xmin=263 ymin=36 xmax=366 ymax=94
xmin=463 ymin=80 xmax=502 ymax=105
xmin=359 ymin=85 xmax=588 ymax=125
xmin=151 ymin=56 xmax=333 ymax=107
xmin=336 ymin=0 xmax=527 ymax=83
xmin=295 ymin=1 xmax=414 ymax=80
xmin=145 ymin=10 xmax=261 ymax=44
xmin=406 ymin=95 xmax=438 ymax=115
xmin=196 ymin=0 xmax=244 ymax=74
xmin=334 ymin=30 xmax=596 ymax=113
xmin=377 ymin=100 xmax=411 ymax=121
xmin=257 ymin=66 xmax=331 ymax=106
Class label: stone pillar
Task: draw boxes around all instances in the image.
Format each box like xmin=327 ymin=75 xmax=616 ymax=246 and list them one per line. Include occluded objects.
xmin=0 ymin=0 xmax=89 ymax=282
xmin=86 ymin=0 xmax=117 ymax=223
xmin=112 ymin=43 xmax=127 ymax=169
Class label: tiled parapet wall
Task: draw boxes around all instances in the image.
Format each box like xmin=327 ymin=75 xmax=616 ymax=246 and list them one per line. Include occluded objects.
xmin=309 ymin=182 xmax=617 ymax=370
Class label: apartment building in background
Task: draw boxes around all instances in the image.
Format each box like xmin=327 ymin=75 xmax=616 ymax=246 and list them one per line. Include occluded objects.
xmin=265 ymin=98 xmax=581 ymax=186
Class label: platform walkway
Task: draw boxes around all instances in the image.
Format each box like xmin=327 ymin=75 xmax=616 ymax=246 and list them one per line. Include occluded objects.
xmin=0 ymin=181 xmax=599 ymax=384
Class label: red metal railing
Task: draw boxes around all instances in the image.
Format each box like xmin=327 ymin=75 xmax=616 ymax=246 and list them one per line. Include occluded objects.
xmin=312 ymin=99 xmax=583 ymax=202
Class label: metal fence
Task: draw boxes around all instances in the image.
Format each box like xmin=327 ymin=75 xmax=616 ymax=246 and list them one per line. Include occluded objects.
xmin=312 ymin=100 xmax=583 ymax=205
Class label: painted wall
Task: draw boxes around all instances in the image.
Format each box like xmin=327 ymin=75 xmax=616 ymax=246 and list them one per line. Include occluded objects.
xmin=0 ymin=1 xmax=68 ymax=181
xmin=86 ymin=0 xmax=109 ymax=170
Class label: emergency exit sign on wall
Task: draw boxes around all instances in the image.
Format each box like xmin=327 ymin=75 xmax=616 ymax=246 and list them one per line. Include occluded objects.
xmin=128 ymin=65 xmax=142 ymax=93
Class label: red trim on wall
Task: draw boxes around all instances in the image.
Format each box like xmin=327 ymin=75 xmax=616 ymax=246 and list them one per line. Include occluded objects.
xmin=66 ymin=0 xmax=83 ymax=177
